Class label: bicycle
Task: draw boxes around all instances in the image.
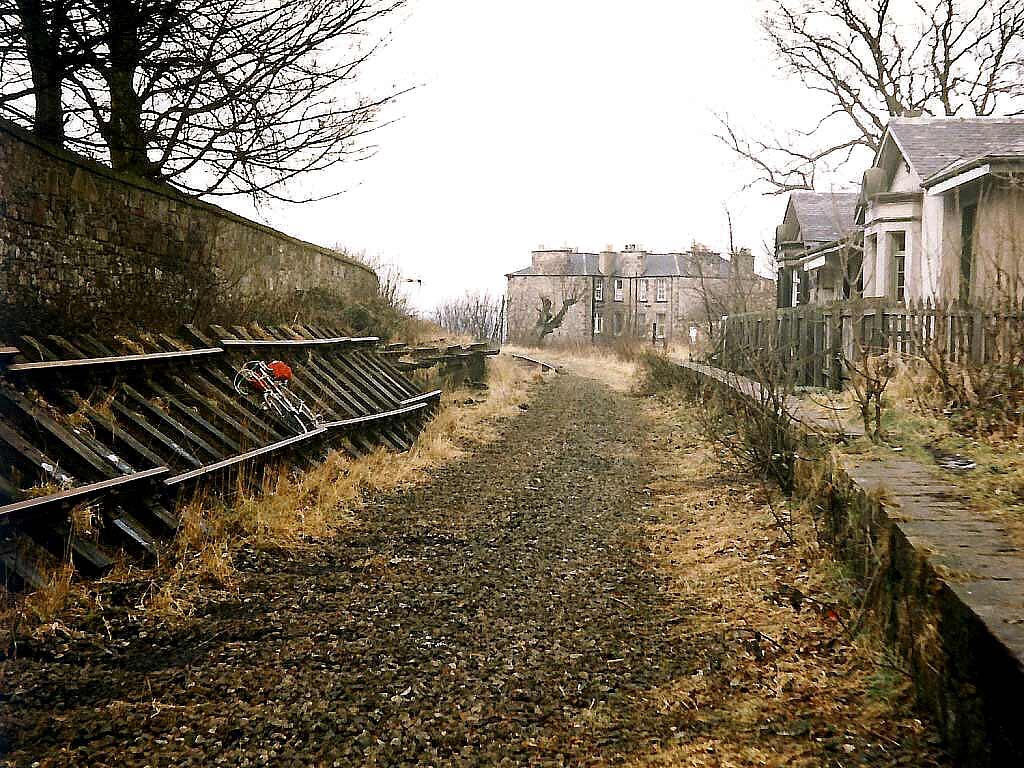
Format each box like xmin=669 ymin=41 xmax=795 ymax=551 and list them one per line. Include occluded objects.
xmin=232 ymin=360 xmax=323 ymax=434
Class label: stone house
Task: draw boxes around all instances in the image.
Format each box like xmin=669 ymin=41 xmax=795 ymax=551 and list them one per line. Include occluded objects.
xmin=505 ymin=245 xmax=773 ymax=345
xmin=778 ymin=117 xmax=1024 ymax=308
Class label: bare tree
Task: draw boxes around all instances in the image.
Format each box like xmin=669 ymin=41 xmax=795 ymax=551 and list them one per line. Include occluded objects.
xmin=0 ymin=0 xmax=406 ymax=200
xmin=433 ymin=291 xmax=503 ymax=342
xmin=531 ymin=263 xmax=587 ymax=345
xmin=0 ymin=0 xmax=91 ymax=144
xmin=719 ymin=0 xmax=1024 ymax=194
xmin=505 ymin=253 xmax=590 ymax=345
xmin=688 ymin=231 xmax=775 ymax=341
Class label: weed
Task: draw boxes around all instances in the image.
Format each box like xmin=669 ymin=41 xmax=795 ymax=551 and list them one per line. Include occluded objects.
xmin=633 ymin=350 xmax=690 ymax=395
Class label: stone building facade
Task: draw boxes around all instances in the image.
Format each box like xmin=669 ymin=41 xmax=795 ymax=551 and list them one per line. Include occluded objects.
xmin=505 ymin=245 xmax=773 ymax=345
xmin=0 ymin=117 xmax=378 ymax=338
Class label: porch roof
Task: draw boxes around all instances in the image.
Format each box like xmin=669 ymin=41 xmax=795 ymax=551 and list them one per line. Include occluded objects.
xmin=888 ymin=117 xmax=1024 ymax=181
xmin=922 ymin=153 xmax=1024 ymax=193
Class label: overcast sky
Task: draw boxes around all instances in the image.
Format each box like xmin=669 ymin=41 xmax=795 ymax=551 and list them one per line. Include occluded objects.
xmin=228 ymin=0 xmax=866 ymax=312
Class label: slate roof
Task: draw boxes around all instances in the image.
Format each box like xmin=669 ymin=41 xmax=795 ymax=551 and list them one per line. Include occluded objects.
xmin=888 ymin=117 xmax=1024 ymax=181
xmin=642 ymin=253 xmax=683 ymax=277
xmin=506 ymin=251 xmax=729 ymax=278
xmin=788 ymin=191 xmax=859 ymax=244
xmin=506 ymin=252 xmax=602 ymax=277
xmin=641 ymin=253 xmax=731 ymax=277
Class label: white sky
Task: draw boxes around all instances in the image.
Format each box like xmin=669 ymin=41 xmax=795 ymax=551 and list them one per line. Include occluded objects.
xmin=226 ymin=0 xmax=867 ymax=313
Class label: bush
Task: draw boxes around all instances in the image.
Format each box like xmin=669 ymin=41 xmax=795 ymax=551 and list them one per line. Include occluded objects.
xmin=635 ymin=350 xmax=690 ymax=394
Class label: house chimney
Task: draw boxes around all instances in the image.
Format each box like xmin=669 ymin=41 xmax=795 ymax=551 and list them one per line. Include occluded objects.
xmin=732 ymin=247 xmax=754 ymax=275
xmin=599 ymin=249 xmax=617 ymax=276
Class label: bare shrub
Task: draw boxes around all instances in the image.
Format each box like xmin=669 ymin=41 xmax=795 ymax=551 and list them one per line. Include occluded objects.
xmin=920 ymin=355 xmax=1024 ymax=435
xmin=634 ymin=350 xmax=691 ymax=395
xmin=336 ymin=250 xmax=440 ymax=342
xmin=638 ymin=348 xmax=803 ymax=499
xmin=433 ymin=291 xmax=503 ymax=342
xmin=844 ymin=352 xmax=898 ymax=443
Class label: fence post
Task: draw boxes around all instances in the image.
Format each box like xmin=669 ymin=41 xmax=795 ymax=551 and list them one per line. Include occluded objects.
xmin=970 ymin=307 xmax=985 ymax=365
xmin=831 ymin=311 xmax=844 ymax=390
xmin=812 ymin=309 xmax=824 ymax=387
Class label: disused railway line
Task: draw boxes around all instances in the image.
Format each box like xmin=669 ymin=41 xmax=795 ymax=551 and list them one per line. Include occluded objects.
xmin=0 ymin=324 xmax=496 ymax=587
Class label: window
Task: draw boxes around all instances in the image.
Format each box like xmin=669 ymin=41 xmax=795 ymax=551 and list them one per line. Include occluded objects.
xmin=637 ymin=312 xmax=647 ymax=338
xmin=890 ymin=231 xmax=906 ymax=301
xmin=638 ymin=280 xmax=648 ymax=302
xmin=593 ymin=312 xmax=603 ymax=335
xmin=655 ymin=312 xmax=667 ymax=339
xmin=961 ymin=204 xmax=976 ymax=304
xmin=613 ymin=312 xmax=623 ymax=335
xmin=594 ymin=281 xmax=603 ymax=301
xmin=656 ymin=278 xmax=668 ymax=302
xmin=613 ymin=278 xmax=624 ymax=301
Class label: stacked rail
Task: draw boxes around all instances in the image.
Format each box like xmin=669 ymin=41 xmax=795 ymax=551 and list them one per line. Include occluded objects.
xmin=0 ymin=323 xmax=496 ymax=586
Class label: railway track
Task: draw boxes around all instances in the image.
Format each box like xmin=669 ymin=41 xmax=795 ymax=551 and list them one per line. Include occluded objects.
xmin=0 ymin=323 xmax=497 ymax=587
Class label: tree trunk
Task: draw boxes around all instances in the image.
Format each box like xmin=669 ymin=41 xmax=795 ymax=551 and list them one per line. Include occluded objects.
xmin=17 ymin=0 xmax=65 ymax=145
xmin=103 ymin=0 xmax=154 ymax=177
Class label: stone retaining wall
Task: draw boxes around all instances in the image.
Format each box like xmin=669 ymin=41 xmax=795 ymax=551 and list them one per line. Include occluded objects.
xmin=0 ymin=118 xmax=378 ymax=338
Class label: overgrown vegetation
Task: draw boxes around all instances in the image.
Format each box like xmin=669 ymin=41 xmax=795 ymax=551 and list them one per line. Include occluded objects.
xmin=844 ymin=351 xmax=898 ymax=443
xmin=632 ymin=362 xmax=947 ymax=766
xmin=503 ymin=341 xmax=644 ymax=393
xmin=658 ymin=349 xmax=804 ymax=494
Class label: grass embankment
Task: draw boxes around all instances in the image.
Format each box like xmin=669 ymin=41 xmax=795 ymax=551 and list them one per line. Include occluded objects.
xmin=631 ymin=354 xmax=947 ymax=766
xmin=1 ymin=355 xmax=543 ymax=641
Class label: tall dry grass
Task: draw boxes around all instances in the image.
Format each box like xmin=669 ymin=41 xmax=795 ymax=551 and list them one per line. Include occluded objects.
xmin=1 ymin=545 xmax=81 ymax=656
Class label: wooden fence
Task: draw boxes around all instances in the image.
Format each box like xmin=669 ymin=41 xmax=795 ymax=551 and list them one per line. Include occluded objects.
xmin=718 ymin=299 xmax=1024 ymax=390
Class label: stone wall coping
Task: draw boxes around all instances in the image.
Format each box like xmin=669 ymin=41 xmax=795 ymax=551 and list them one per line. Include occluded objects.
xmin=0 ymin=116 xmax=377 ymax=286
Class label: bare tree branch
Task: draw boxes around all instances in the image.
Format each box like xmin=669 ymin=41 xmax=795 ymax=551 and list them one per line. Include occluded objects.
xmin=722 ymin=0 xmax=1024 ymax=194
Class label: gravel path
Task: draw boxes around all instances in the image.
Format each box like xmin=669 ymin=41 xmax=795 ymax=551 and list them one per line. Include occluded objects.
xmin=2 ymin=375 xmax=697 ymax=766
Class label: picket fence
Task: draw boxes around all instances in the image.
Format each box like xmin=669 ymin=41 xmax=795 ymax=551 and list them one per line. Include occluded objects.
xmin=718 ymin=298 xmax=1024 ymax=390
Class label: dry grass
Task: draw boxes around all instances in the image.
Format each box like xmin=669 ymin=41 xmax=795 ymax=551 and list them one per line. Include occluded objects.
xmin=625 ymin=395 xmax=943 ymax=767
xmin=70 ymin=501 xmax=101 ymax=540
xmin=24 ymin=560 xmax=77 ymax=625
xmin=1 ymin=542 xmax=87 ymax=655
xmin=503 ymin=343 xmax=639 ymax=392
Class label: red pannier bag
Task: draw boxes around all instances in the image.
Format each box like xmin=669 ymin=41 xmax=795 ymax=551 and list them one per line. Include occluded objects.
xmin=268 ymin=360 xmax=292 ymax=382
